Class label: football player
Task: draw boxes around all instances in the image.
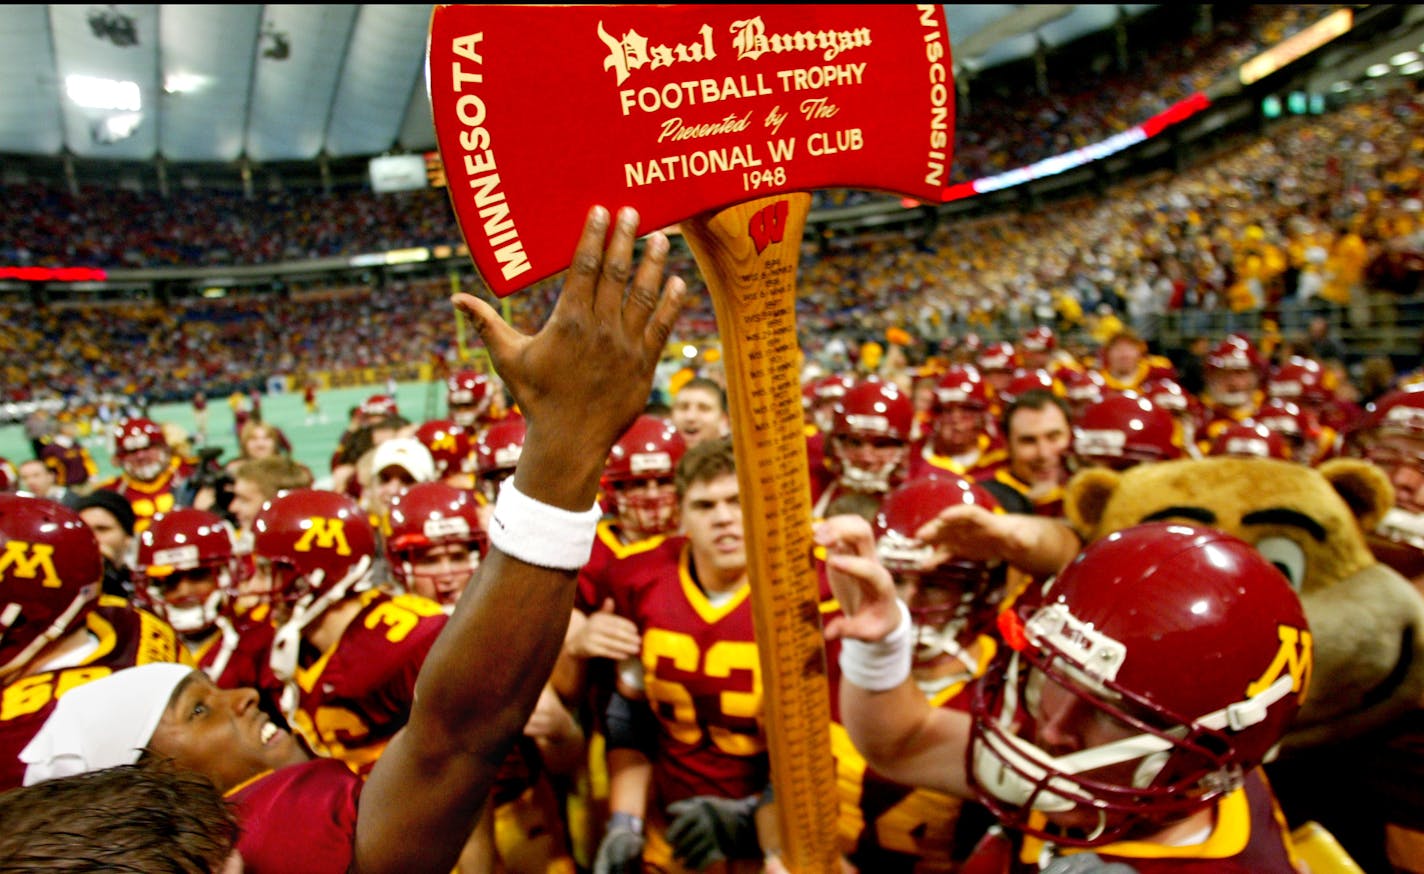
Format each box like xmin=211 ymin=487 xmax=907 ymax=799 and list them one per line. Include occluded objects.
xmin=814 ymin=379 xmax=915 ymax=519
xmin=447 ymin=369 xmax=494 ymax=431
xmin=670 ymin=376 xmax=730 ymax=449
xmin=981 ymin=390 xmax=1073 ymax=518
xmin=1348 ymin=385 xmax=1424 ymax=584
xmin=909 ymin=366 xmax=1005 ymax=481
xmin=594 ymin=438 xmax=783 ymax=874
xmin=133 ymin=507 xmax=281 ymax=716
xmin=1095 ymin=328 xmax=1176 ymax=393
xmin=1070 ymin=394 xmax=1185 ymax=472
xmin=16 ymin=202 xmax=686 ymax=874
xmin=1199 ymin=335 xmax=1266 ymax=449
xmin=95 ymin=417 xmax=195 ymax=533
xmin=250 ymin=487 xmax=447 ymax=775
xmin=831 ymin=475 xmax=1010 ymax=872
xmin=825 ymin=519 xmax=1311 ymax=870
xmin=0 ymin=494 xmax=184 ymax=790
xmin=415 ymin=418 xmax=477 ymax=491
xmin=386 ymin=481 xmax=582 ymax=874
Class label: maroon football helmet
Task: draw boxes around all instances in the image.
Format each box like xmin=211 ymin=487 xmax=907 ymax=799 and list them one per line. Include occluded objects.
xmin=997 ymin=370 xmax=1062 ymax=409
xmin=970 ymin=523 xmax=1309 ymax=846
xmin=474 ymin=414 xmax=527 ymax=501
xmin=830 ymin=380 xmax=914 ymax=493
xmin=385 ymin=482 xmax=486 ymax=606
xmin=604 ymin=415 xmax=687 ymax=538
xmin=977 ymin=342 xmax=1016 ymax=374
xmin=415 ymin=419 xmax=474 ymax=481
xmin=1059 ymin=369 xmax=1108 ymax=418
xmin=113 ymin=418 xmax=170 ymax=481
xmin=1267 ymin=357 xmax=1336 ymax=408
xmin=1204 ymin=335 xmax=1263 ymax=409
xmin=1349 ymin=385 xmax=1424 ymax=517
xmin=358 ymin=394 xmax=400 ymax=421
xmin=805 ymin=373 xmax=857 ymax=433
xmin=1072 ymin=394 xmax=1183 ymax=471
xmin=932 ymin=366 xmax=992 ymax=414
xmin=874 ymin=475 xmax=1006 ymax=685
xmin=446 ymin=369 xmax=492 ymax=428
xmin=1251 ymin=398 xmax=1322 ymax=463
xmin=133 ymin=508 xmax=238 ymax=634
xmin=0 ymin=494 xmax=103 ymax=680
xmin=1208 ymin=422 xmax=1290 ymax=461
xmin=1020 ymin=326 xmax=1056 ymax=354
xmin=250 ymin=489 xmax=376 ymax=611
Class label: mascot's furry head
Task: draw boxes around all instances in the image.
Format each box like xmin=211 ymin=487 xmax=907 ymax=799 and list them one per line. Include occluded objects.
xmin=1065 ymin=456 xmax=1424 ymax=749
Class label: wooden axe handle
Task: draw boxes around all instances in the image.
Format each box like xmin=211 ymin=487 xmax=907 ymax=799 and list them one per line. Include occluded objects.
xmin=682 ymin=193 xmax=840 ymax=872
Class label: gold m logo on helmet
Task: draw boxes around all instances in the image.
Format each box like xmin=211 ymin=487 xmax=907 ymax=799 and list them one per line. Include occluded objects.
xmin=1247 ymin=625 xmax=1313 ymax=700
xmin=0 ymin=541 xmax=62 ymax=588
xmin=293 ymin=518 xmax=353 ymax=556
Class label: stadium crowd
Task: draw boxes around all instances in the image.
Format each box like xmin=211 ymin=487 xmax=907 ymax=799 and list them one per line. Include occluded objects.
xmin=0 ymin=7 xmax=1339 ymax=272
xmin=4 ymin=217 xmax=1424 ymax=871
xmin=6 ymin=82 xmax=1424 ymax=419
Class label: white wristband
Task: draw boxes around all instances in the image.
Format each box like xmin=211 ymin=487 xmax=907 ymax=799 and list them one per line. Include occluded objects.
xmin=487 ymin=478 xmax=602 ymax=570
xmin=839 ymin=599 xmax=914 ymax=692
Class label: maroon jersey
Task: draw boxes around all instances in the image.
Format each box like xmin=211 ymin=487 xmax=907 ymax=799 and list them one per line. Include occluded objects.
xmin=575 ymin=519 xmax=671 ymax=612
xmin=908 ymin=433 xmax=1007 ymax=482
xmin=610 ymin=537 xmax=768 ymax=805
xmin=833 ymin=674 xmax=986 ymax=873
xmin=38 ymin=438 xmax=95 ymax=487
xmin=1097 ymin=356 xmax=1178 ymax=394
xmin=96 ymin=456 xmax=195 ymax=533
xmin=1197 ymin=390 xmax=1267 ymax=451
xmin=960 ymin=770 xmax=1298 ymax=873
xmin=192 ymin=611 xmax=282 ymax=712
xmin=226 ymin=758 xmax=361 ymax=874
xmin=288 ymin=589 xmax=447 ymax=775
xmin=0 ymin=597 xmax=185 ymax=790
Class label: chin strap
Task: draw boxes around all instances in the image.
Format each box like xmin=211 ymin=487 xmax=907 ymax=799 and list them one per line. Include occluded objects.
xmin=974 ymin=657 xmax=1294 ymax=813
xmin=268 ymin=555 xmax=373 ymax=720
xmin=0 ymin=585 xmax=97 ymax=680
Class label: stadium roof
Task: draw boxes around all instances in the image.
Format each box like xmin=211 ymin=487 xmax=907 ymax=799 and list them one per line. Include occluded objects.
xmin=0 ymin=5 xmax=1155 ymax=165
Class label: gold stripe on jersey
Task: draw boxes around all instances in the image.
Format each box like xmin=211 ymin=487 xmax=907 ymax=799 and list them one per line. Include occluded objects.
xmin=596 ymin=519 xmax=670 ymax=560
xmin=1019 ymin=784 xmax=1251 ymax=862
xmin=678 ymin=544 xmax=751 ymax=625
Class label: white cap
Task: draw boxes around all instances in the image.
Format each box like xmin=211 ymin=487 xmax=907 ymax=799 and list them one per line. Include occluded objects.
xmin=20 ymin=663 xmax=195 ymax=785
xmin=371 ymin=437 xmax=436 ymax=484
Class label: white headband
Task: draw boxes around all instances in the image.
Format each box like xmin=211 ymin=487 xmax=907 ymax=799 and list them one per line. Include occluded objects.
xmin=20 ymin=662 xmax=195 ymax=786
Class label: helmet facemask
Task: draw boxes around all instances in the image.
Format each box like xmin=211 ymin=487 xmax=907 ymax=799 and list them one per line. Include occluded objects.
xmin=121 ymin=446 xmax=169 ymax=482
xmin=611 ymin=477 xmax=680 ymax=538
xmin=968 ymin=602 xmax=1298 ymax=847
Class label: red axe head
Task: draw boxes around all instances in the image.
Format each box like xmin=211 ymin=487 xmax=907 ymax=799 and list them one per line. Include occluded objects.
xmin=428 ymin=4 xmax=954 ymax=296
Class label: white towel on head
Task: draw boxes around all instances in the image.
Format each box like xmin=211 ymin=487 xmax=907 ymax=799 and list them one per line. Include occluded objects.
xmin=19 ymin=662 xmax=194 ymax=785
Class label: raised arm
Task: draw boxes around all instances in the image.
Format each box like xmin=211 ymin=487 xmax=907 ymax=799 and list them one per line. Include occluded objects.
xmin=355 ymin=206 xmax=685 ymax=873
xmin=818 ymin=514 xmax=975 ymax=799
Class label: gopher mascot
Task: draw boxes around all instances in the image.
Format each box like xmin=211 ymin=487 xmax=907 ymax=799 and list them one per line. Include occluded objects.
xmin=1064 ymin=456 xmax=1424 ymax=873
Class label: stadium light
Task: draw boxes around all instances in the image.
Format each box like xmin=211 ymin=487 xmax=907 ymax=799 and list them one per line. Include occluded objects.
xmin=1402 ymin=61 xmax=1424 ymax=77
xmin=164 ymin=73 xmax=209 ymax=95
xmin=1330 ymin=80 xmax=1353 ymax=92
xmin=1391 ymin=51 xmax=1419 ymax=67
xmin=1365 ymin=63 xmax=1391 ymax=78
xmin=66 ymin=74 xmax=141 ymax=111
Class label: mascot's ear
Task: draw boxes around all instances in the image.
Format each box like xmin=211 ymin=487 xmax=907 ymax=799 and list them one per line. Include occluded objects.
xmin=1318 ymin=457 xmax=1395 ymax=532
xmin=1064 ymin=468 xmax=1122 ymax=538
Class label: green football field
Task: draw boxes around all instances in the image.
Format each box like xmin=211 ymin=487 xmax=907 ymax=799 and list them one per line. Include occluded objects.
xmin=1 ymin=381 xmax=454 ymax=483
